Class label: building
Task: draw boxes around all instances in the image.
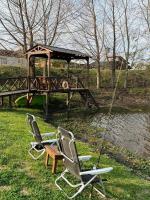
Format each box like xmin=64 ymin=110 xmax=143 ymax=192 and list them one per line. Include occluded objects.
xmin=90 ymin=55 xmax=131 ymax=70
xmin=107 ymin=55 xmax=131 ymax=69
xmin=0 ymin=49 xmax=27 ymax=67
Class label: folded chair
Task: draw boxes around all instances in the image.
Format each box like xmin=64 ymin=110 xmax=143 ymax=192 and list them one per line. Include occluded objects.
xmin=26 ymin=113 xmax=58 ymax=160
xmin=55 ymin=127 xmax=113 ymax=199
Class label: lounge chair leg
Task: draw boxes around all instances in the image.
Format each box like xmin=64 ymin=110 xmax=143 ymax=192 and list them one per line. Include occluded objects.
xmin=52 ymin=158 xmax=57 ymax=174
xmin=45 ymin=153 xmax=49 ymax=168
xmin=93 ymin=186 xmax=106 ymax=198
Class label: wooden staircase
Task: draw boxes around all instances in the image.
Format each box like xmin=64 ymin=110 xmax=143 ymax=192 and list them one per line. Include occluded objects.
xmin=79 ymin=89 xmax=99 ymax=108
xmin=76 ymin=77 xmax=99 ymax=108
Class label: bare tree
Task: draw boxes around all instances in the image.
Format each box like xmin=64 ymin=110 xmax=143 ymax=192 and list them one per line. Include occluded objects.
xmin=116 ymin=0 xmax=142 ymax=87
xmin=102 ymin=0 xmax=119 ymax=88
xmin=36 ymin=0 xmax=74 ymax=46
xmin=112 ymin=0 xmax=116 ymax=88
xmin=0 ymin=0 xmax=73 ymax=51
xmin=69 ymin=0 xmax=107 ymax=89
xmin=0 ymin=0 xmax=40 ymax=52
xmin=138 ymin=0 xmax=150 ymax=33
xmin=119 ymin=0 xmax=130 ymax=88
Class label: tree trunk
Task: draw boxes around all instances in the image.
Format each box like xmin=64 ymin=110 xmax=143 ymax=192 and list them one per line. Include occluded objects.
xmin=112 ymin=0 xmax=116 ymax=88
xmin=96 ymin=60 xmax=101 ymax=89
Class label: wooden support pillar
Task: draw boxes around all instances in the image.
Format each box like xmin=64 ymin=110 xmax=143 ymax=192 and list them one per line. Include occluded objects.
xmin=66 ymin=92 xmax=70 ymax=119
xmin=47 ymin=52 xmax=51 ymax=91
xmin=66 ymin=92 xmax=70 ymax=107
xmin=66 ymin=91 xmax=73 ymax=119
xmin=27 ymin=55 xmax=31 ymax=91
xmin=8 ymin=95 xmax=12 ymax=108
xmin=0 ymin=96 xmax=4 ymax=107
xmin=28 ymin=55 xmax=35 ymax=78
xmin=45 ymin=93 xmax=50 ymax=121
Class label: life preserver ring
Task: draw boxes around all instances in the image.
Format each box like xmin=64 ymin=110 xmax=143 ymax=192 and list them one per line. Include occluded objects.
xmin=62 ymin=81 xmax=69 ymax=89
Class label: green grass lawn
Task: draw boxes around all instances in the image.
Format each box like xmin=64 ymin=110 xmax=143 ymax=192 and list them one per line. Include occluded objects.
xmin=0 ymin=109 xmax=150 ymax=200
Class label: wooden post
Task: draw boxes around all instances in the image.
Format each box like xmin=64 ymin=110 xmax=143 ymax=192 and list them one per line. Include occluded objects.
xmin=45 ymin=93 xmax=50 ymax=121
xmin=47 ymin=52 xmax=51 ymax=91
xmin=8 ymin=95 xmax=12 ymax=108
xmin=27 ymin=55 xmax=31 ymax=91
xmin=0 ymin=96 xmax=4 ymax=107
xmin=66 ymin=91 xmax=71 ymax=119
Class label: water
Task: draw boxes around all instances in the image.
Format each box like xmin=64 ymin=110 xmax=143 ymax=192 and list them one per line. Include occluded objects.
xmin=92 ymin=113 xmax=150 ymax=158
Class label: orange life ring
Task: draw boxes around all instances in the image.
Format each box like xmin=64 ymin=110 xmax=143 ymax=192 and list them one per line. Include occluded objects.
xmin=62 ymin=81 xmax=69 ymax=89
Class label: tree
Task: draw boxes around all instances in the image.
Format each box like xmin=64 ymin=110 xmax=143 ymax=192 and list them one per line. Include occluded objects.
xmin=0 ymin=0 xmax=73 ymax=52
xmin=69 ymin=0 xmax=107 ymax=89
xmin=103 ymin=0 xmax=119 ymax=88
xmin=138 ymin=0 xmax=150 ymax=33
xmin=0 ymin=0 xmax=40 ymax=52
xmin=37 ymin=0 xmax=73 ymax=46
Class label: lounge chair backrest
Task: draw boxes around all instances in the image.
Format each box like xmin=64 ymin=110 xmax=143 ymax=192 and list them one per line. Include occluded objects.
xmin=26 ymin=113 xmax=42 ymax=143
xmin=31 ymin=120 xmax=43 ymax=143
xmin=26 ymin=113 xmax=34 ymax=125
xmin=58 ymin=127 xmax=81 ymax=180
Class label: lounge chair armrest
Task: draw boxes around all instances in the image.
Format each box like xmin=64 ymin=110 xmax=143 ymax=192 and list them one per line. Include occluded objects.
xmin=30 ymin=141 xmax=39 ymax=147
xmin=80 ymin=167 xmax=113 ymax=176
xmin=41 ymin=139 xmax=58 ymax=144
xmin=78 ymin=155 xmax=92 ymax=162
xmin=41 ymin=132 xmax=55 ymax=138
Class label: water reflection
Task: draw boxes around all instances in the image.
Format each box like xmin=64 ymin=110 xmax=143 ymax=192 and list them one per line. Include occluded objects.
xmin=92 ymin=113 xmax=150 ymax=158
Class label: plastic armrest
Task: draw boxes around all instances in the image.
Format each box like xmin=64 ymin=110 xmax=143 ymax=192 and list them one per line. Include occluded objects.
xmin=80 ymin=167 xmax=113 ymax=176
xmin=41 ymin=139 xmax=58 ymax=144
xmin=78 ymin=155 xmax=92 ymax=162
xmin=41 ymin=132 xmax=55 ymax=138
xmin=30 ymin=141 xmax=39 ymax=147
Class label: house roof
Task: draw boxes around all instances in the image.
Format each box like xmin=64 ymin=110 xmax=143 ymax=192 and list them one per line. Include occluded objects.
xmin=107 ymin=55 xmax=126 ymax=62
xmin=26 ymin=44 xmax=90 ymax=60
xmin=0 ymin=49 xmax=23 ymax=58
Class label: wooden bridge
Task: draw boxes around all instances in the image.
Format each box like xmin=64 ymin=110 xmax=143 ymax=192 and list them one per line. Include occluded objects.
xmin=0 ymin=76 xmax=98 ymax=113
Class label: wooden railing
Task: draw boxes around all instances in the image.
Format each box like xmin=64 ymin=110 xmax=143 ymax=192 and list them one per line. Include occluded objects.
xmin=0 ymin=77 xmax=28 ymax=92
xmin=0 ymin=76 xmax=84 ymax=94
xmin=35 ymin=76 xmax=81 ymax=90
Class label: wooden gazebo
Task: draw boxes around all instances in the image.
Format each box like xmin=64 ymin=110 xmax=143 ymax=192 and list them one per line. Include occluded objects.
xmin=0 ymin=44 xmax=98 ymax=119
xmin=26 ymin=44 xmax=90 ymax=78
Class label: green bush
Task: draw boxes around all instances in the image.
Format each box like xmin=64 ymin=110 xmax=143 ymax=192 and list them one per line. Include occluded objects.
xmin=0 ymin=66 xmax=27 ymax=78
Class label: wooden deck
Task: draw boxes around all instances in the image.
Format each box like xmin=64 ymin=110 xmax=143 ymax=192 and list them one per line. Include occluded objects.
xmin=0 ymin=76 xmax=98 ymax=108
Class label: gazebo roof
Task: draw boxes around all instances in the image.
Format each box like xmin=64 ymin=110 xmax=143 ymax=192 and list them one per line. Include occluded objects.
xmin=26 ymin=44 xmax=90 ymax=60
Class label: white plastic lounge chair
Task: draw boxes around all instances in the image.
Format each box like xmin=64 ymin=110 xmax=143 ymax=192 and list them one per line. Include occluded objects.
xmin=55 ymin=127 xmax=113 ymax=199
xmin=26 ymin=113 xmax=57 ymax=160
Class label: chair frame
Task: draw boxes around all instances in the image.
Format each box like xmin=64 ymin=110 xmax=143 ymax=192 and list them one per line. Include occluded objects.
xmin=55 ymin=127 xmax=113 ymax=199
